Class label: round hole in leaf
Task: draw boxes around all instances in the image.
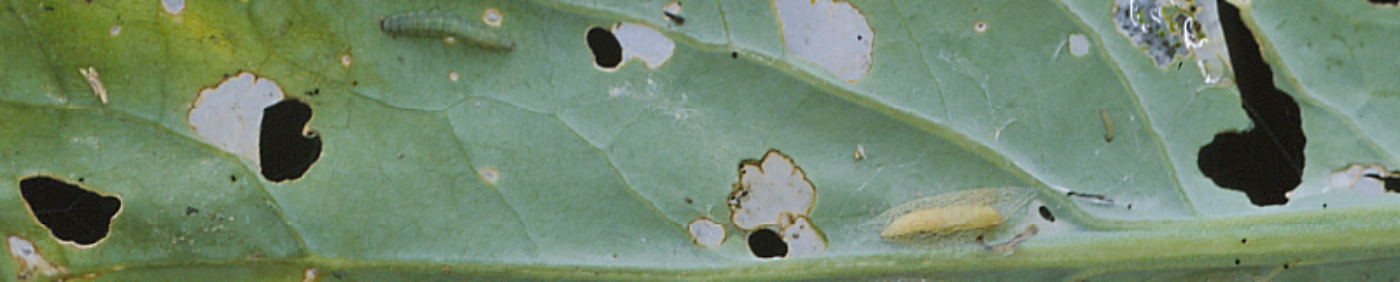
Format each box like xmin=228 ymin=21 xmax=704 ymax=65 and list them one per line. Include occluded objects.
xmin=261 ymin=99 xmax=322 ymax=182
xmin=1037 ymin=206 xmax=1055 ymax=222
xmin=586 ymin=27 xmax=622 ymax=68
xmin=747 ymin=229 xmax=787 ymax=258
xmin=19 ymin=176 xmax=121 ymax=245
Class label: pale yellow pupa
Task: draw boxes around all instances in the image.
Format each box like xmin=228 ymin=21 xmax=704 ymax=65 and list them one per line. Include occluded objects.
xmin=871 ymin=187 xmax=1035 ymax=245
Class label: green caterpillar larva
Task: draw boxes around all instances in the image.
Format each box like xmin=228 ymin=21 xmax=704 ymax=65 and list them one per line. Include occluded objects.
xmin=380 ymin=10 xmax=514 ymax=50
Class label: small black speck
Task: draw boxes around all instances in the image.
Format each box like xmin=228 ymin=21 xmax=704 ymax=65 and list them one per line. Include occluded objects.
xmin=731 ymin=52 xmax=738 ymax=59
xmin=351 ymin=80 xmax=359 ymax=86
xmin=230 ymin=175 xmax=238 ymax=182
xmin=1235 ymin=259 xmax=1241 ymax=265
xmin=856 ymin=35 xmax=863 ymax=41
xmin=1283 ymin=263 xmax=1290 ymax=269
xmin=684 ymin=197 xmax=693 ymax=204
xmin=42 ymin=5 xmax=53 ymax=11
xmin=1322 ymin=203 xmax=1328 ymax=209
xmin=77 ymin=178 xmax=85 ymax=182
xmin=185 ymin=207 xmax=200 ymax=215
xmin=1241 ymin=238 xmax=1247 ymax=244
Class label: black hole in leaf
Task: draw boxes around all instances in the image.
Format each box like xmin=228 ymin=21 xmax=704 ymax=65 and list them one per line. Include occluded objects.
xmin=1369 ymin=174 xmax=1400 ymax=193
xmin=1037 ymin=206 xmax=1055 ymax=222
xmin=19 ymin=176 xmax=121 ymax=245
xmin=748 ymin=229 xmax=787 ymax=258
xmin=663 ymin=12 xmax=685 ymax=25
xmin=260 ymin=99 xmax=322 ymax=182
xmin=586 ymin=27 xmax=623 ymax=68
xmin=1196 ymin=0 xmax=1306 ymax=206
xmin=1369 ymin=0 xmax=1398 ymax=4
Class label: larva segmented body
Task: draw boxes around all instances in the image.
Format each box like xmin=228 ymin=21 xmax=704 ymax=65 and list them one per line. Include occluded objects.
xmin=380 ymin=10 xmax=514 ymax=50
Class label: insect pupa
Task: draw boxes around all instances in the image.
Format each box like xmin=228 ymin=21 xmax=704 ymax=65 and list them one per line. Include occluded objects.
xmin=380 ymin=10 xmax=514 ymax=50
xmin=870 ymin=187 xmax=1035 ymax=245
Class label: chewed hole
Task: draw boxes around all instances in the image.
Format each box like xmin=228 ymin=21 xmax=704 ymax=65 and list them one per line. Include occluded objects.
xmin=1037 ymin=206 xmax=1055 ymax=222
xmin=482 ymin=8 xmax=503 ymax=27
xmin=586 ymin=27 xmax=623 ymax=69
xmin=260 ymin=99 xmax=322 ymax=182
xmin=480 ymin=168 xmax=500 ymax=184
xmin=20 ymin=176 xmax=122 ymax=245
xmin=748 ymin=229 xmax=787 ymax=258
xmin=1196 ymin=1 xmax=1305 ymax=206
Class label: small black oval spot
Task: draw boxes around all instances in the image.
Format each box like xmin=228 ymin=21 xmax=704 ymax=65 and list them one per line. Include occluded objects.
xmin=1369 ymin=0 xmax=1398 ymax=5
xmin=586 ymin=27 xmax=623 ymax=68
xmin=731 ymin=52 xmax=738 ymax=59
xmin=748 ymin=229 xmax=787 ymax=258
xmin=20 ymin=176 xmax=122 ymax=245
xmin=1241 ymin=238 xmax=1247 ymax=244
xmin=260 ymin=99 xmax=322 ymax=182
xmin=1037 ymin=206 xmax=1055 ymax=222
xmin=1235 ymin=259 xmax=1241 ymax=265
